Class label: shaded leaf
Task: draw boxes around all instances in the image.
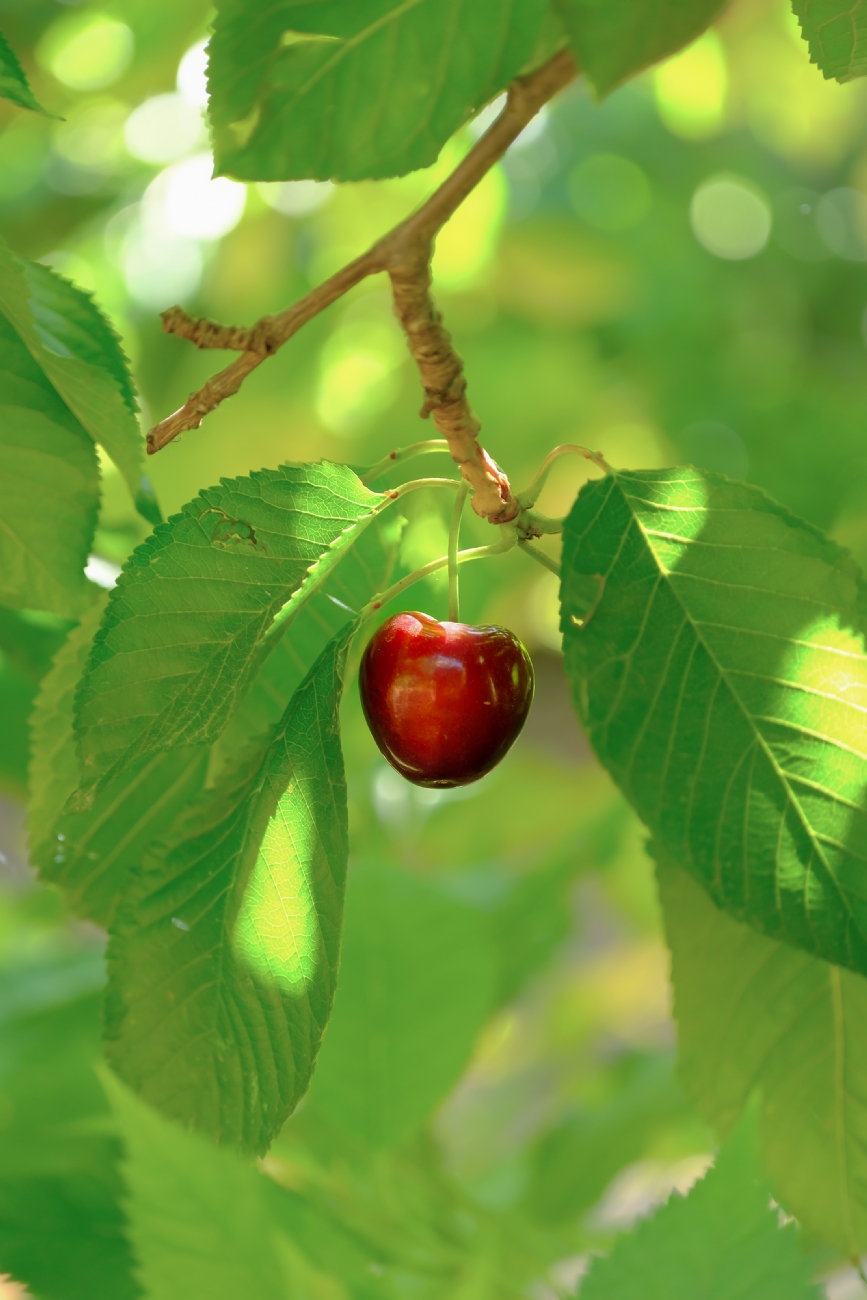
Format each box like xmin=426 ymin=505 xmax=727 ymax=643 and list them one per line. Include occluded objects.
xmin=305 ymin=862 xmax=496 ymax=1149
xmin=0 ymin=242 xmax=157 ymax=525
xmin=29 ymin=600 xmax=107 ymax=853
xmin=0 ymin=606 xmax=73 ymax=684
xmin=580 ymin=1108 xmax=819 ymax=1299
xmin=209 ymin=0 xmax=548 ymax=182
xmin=526 ymin=1054 xmax=692 ymax=1223
xmin=105 ymin=625 xmax=355 ymax=1154
xmin=36 ymin=749 xmax=210 ymax=930
xmin=0 ymin=973 xmax=136 ymax=1300
xmin=0 ymin=661 xmax=34 ymax=796
xmin=28 ymin=599 xmax=208 ymax=928
xmin=792 ymin=0 xmax=867 ymax=83
xmin=209 ymin=507 xmax=404 ymax=778
xmin=0 ymin=304 xmax=99 ymax=618
xmin=0 ymin=29 xmax=51 ymax=115
xmin=554 ymin=0 xmax=727 ymax=96
xmin=660 ymin=854 xmax=867 ymax=1259
xmin=560 ymin=468 xmax=867 ymax=975
xmin=75 ymin=462 xmax=385 ymax=798
xmin=487 ymin=855 xmax=576 ymax=1006
xmin=102 ymin=1070 xmax=288 ymax=1300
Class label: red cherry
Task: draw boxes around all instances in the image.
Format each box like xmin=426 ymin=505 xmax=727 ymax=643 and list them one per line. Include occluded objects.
xmin=359 ymin=612 xmax=535 ymax=788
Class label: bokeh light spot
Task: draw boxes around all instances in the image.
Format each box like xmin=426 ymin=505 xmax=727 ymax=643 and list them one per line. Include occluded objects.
xmin=125 ymin=94 xmax=206 ymax=165
xmin=143 ymin=154 xmax=246 ymax=241
xmin=600 ymin=422 xmax=671 ymax=470
xmin=569 ymin=154 xmax=652 ymax=232
xmin=773 ymin=189 xmax=828 ymax=262
xmin=122 ymin=231 xmax=203 ymax=310
xmin=314 ymin=296 xmax=407 ymax=435
xmin=690 ymin=175 xmax=771 ymax=259
xmin=257 ymin=180 xmax=334 ymax=217
xmin=654 ymin=31 xmax=727 ymax=140
xmin=177 ymin=39 xmax=209 ymax=108
xmin=816 ymin=187 xmax=867 ymax=261
xmin=53 ymin=100 xmax=128 ymax=170
xmin=432 ymin=165 xmax=506 ymax=291
xmin=316 ymin=351 xmax=400 ymax=434
xmin=43 ymin=16 xmax=133 ymax=92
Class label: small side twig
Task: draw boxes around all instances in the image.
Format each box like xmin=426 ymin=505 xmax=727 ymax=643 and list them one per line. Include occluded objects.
xmin=148 ymin=48 xmax=579 ymax=525
xmin=159 ymin=306 xmax=280 ymax=352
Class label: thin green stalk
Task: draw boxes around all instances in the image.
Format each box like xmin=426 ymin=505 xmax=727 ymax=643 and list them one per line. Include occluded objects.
xmin=385 ymin=475 xmax=462 ymax=501
xmin=361 ymin=440 xmax=451 ymax=485
xmin=361 ymin=528 xmax=517 ymax=622
xmin=518 ymin=539 xmax=561 ymax=578
xmin=262 ymin=476 xmax=461 ymax=646
xmin=517 ymin=442 xmax=612 ymax=509
xmin=448 ymin=482 xmax=470 ymax=621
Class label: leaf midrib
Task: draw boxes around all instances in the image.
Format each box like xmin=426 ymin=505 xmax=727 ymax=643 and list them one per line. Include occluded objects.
xmin=613 ymin=474 xmax=863 ymax=952
xmin=284 ymin=0 xmax=426 ymax=107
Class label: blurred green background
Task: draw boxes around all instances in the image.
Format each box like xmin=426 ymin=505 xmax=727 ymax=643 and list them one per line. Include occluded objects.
xmin=1 ymin=0 xmax=867 ymax=1293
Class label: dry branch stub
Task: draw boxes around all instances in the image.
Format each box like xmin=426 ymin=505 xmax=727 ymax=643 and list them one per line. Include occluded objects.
xmin=146 ymin=49 xmax=580 ymax=524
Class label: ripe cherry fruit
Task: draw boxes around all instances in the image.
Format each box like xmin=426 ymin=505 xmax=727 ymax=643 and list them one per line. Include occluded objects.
xmin=359 ymin=611 xmax=535 ymax=788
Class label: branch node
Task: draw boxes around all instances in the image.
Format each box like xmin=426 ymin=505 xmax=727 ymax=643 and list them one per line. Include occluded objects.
xmin=146 ymin=48 xmax=580 ymax=516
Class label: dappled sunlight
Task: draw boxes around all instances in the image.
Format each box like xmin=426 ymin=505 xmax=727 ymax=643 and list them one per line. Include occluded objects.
xmin=654 ymin=31 xmax=728 ymax=140
xmin=232 ymin=802 xmax=321 ymax=997
xmin=38 ymin=14 xmax=134 ymax=93
xmin=5 ymin=0 xmax=867 ymax=1291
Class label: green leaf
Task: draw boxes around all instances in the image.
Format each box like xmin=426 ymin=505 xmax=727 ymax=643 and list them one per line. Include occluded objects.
xmin=75 ymin=462 xmax=385 ymax=799
xmin=0 ymin=657 xmax=35 ymax=796
xmin=29 ymin=601 xmax=107 ymax=852
xmin=102 ymin=1069 xmax=289 ymax=1300
xmin=0 ymin=29 xmax=51 ymax=116
xmin=305 ymin=862 xmax=496 ymax=1149
xmin=579 ymin=1107 xmax=819 ymax=1299
xmin=660 ymin=855 xmax=867 ymax=1259
xmin=0 ymin=307 xmax=100 ymax=618
xmin=526 ymin=1054 xmax=692 ymax=1223
xmin=209 ymin=0 xmax=549 ymax=182
xmin=0 ymin=606 xmax=73 ymax=684
xmin=209 ymin=508 xmax=404 ymax=779
xmin=560 ymin=468 xmax=867 ymax=976
xmin=0 ymin=241 xmax=158 ymax=526
xmin=28 ymin=599 xmax=208 ymax=927
xmin=792 ymin=0 xmax=867 ymax=83
xmin=0 ymin=983 xmax=136 ymax=1300
xmin=44 ymin=749 xmax=209 ymax=930
xmin=488 ymin=855 xmax=578 ymax=1006
xmin=105 ymin=625 xmax=355 ymax=1154
xmin=554 ymin=0 xmax=727 ymax=95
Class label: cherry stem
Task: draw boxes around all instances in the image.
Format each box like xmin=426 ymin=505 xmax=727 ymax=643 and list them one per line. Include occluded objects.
xmin=517 ymin=443 xmax=613 ymax=510
xmin=519 ymin=540 xmax=561 ymax=579
xmin=261 ymin=475 xmax=463 ymax=648
xmin=448 ymin=482 xmax=470 ymax=621
xmin=382 ymin=475 xmax=462 ymax=505
xmin=361 ymin=527 xmax=517 ymax=623
xmin=361 ymin=439 xmax=451 ymax=486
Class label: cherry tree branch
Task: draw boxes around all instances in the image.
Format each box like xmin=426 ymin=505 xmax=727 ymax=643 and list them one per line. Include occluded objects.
xmin=147 ymin=48 xmax=579 ymax=523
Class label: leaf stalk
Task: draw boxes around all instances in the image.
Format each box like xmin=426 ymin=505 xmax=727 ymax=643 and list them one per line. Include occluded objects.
xmin=361 ymin=527 xmax=518 ymax=622
xmin=448 ymin=482 xmax=470 ymax=621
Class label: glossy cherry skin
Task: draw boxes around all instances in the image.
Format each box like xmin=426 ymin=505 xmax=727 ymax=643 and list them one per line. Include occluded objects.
xmin=359 ymin=612 xmax=534 ymax=788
